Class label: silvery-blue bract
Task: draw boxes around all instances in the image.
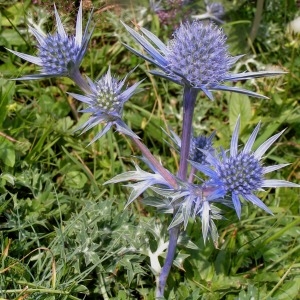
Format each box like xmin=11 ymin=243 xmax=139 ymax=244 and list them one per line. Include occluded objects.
xmin=105 ymin=157 xmax=173 ymax=208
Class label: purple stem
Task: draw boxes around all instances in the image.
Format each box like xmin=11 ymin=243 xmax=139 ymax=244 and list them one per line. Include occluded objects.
xmin=156 ymin=225 xmax=180 ymax=298
xmin=156 ymin=87 xmax=198 ymax=298
xmin=178 ymin=87 xmax=198 ymax=180
xmin=130 ymin=137 xmax=178 ymax=189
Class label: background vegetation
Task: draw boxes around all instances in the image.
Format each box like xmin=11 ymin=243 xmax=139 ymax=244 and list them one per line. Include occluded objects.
xmin=0 ymin=0 xmax=299 ymax=299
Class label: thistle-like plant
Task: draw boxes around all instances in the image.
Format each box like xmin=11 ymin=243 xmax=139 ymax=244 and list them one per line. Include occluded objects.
xmin=191 ymin=117 xmax=300 ymax=218
xmin=6 ymin=1 xmax=93 ymax=92
xmin=69 ymin=67 xmax=143 ymax=144
xmin=6 ymin=2 xmax=300 ymax=299
xmin=121 ymin=20 xmax=291 ymax=297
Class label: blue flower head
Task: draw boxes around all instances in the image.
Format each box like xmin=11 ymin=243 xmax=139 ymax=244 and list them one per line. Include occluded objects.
xmin=191 ymin=117 xmax=300 ymax=218
xmin=122 ymin=21 xmax=284 ymax=100
xmin=206 ymin=2 xmax=225 ymax=20
xmin=167 ymin=129 xmax=215 ymax=164
xmin=190 ymin=132 xmax=215 ymax=164
xmin=166 ymin=22 xmax=231 ymax=88
xmin=69 ymin=67 xmax=143 ymax=144
xmin=7 ymin=1 xmax=93 ymax=84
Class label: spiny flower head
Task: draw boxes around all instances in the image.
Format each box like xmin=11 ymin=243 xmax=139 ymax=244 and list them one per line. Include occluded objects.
xmin=122 ymin=21 xmax=284 ymax=100
xmin=167 ymin=129 xmax=215 ymax=164
xmin=7 ymin=1 xmax=93 ymax=82
xmin=69 ymin=67 xmax=143 ymax=144
xmin=189 ymin=133 xmax=215 ymax=164
xmin=93 ymin=72 xmax=126 ymax=116
xmin=191 ymin=117 xmax=300 ymax=218
xmin=165 ymin=22 xmax=231 ymax=87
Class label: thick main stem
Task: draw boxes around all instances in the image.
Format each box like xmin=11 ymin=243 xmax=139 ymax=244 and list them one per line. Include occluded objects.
xmin=178 ymin=87 xmax=198 ymax=180
xmin=156 ymin=87 xmax=198 ymax=299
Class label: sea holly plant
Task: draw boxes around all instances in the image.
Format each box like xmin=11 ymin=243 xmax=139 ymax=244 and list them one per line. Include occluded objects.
xmin=6 ymin=1 xmax=299 ymax=299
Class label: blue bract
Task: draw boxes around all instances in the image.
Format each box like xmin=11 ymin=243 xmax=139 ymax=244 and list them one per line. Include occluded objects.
xmin=191 ymin=117 xmax=300 ymax=218
xmin=69 ymin=68 xmax=143 ymax=144
xmin=7 ymin=1 xmax=93 ymax=82
xmin=122 ymin=21 xmax=284 ymax=100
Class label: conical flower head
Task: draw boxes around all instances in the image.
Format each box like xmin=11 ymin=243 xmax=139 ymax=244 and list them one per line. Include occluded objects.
xmin=165 ymin=129 xmax=215 ymax=164
xmin=217 ymin=152 xmax=263 ymax=196
xmin=165 ymin=22 xmax=231 ymax=87
xmin=93 ymin=72 xmax=125 ymax=116
xmin=7 ymin=1 xmax=93 ymax=81
xmin=69 ymin=68 xmax=143 ymax=144
xmin=39 ymin=33 xmax=81 ymax=76
xmin=191 ymin=117 xmax=300 ymax=218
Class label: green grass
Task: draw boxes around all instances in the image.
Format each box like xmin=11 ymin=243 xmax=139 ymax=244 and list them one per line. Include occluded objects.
xmin=0 ymin=0 xmax=299 ymax=299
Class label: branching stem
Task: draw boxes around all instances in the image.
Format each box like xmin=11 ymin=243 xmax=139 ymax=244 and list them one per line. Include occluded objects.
xmin=71 ymin=69 xmax=92 ymax=93
xmin=178 ymin=87 xmax=198 ymax=180
xmin=130 ymin=136 xmax=178 ymax=189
